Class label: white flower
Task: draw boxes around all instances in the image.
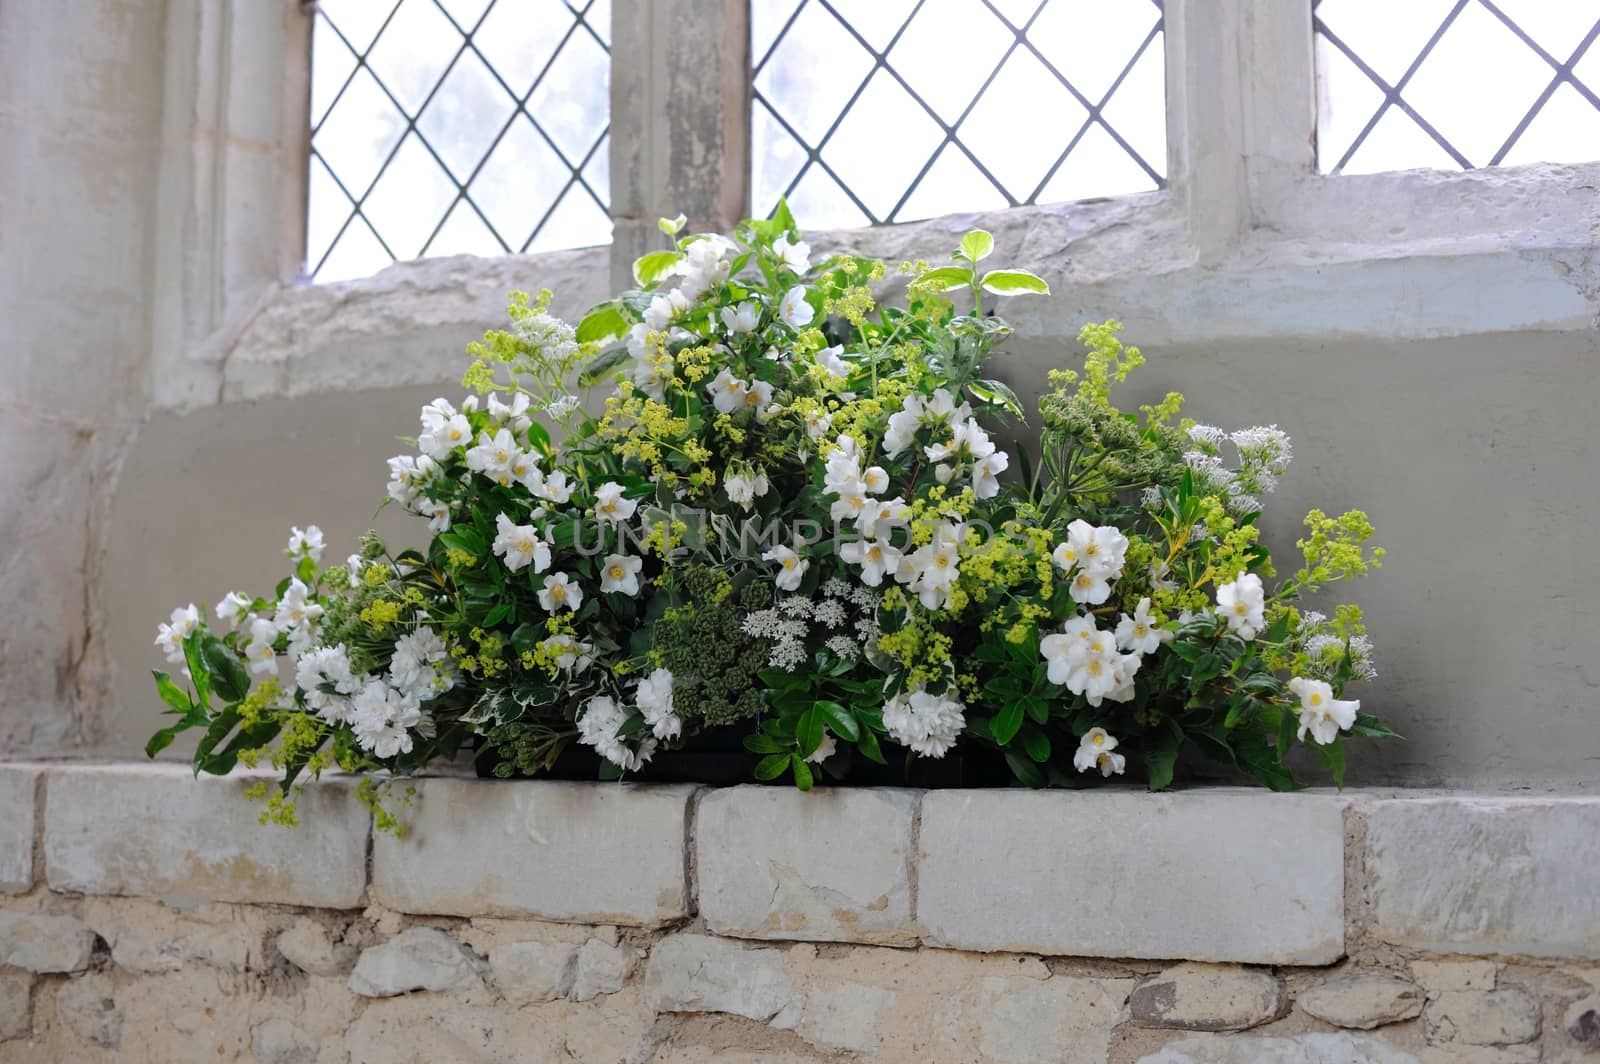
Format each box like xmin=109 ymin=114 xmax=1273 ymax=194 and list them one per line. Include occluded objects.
xmin=418 ymin=499 xmax=453 ymax=534
xmin=215 ymin=592 xmax=252 ymax=628
xmin=778 ymin=285 xmax=814 ymax=328
xmin=349 ymin=679 xmax=423 ymax=759
xmin=243 ymin=616 xmax=280 ymax=676
xmin=577 ymin=695 xmax=655 ymax=771
xmin=534 ymin=572 xmax=581 ymax=613
xmin=720 ymin=301 xmax=760 ymax=334
xmin=860 ymin=465 xmax=889 ymax=494
xmin=1215 ymin=571 xmax=1266 ymax=640
xmin=707 ymin=367 xmax=748 ymax=414
xmin=882 ymin=393 xmax=924 ymax=457
xmin=972 ymin=450 xmax=1008 ymax=499
xmin=1073 ymin=728 xmax=1127 ymax=776
xmin=1289 ymin=676 xmax=1359 ymax=745
xmin=537 ymin=469 xmax=574 ymax=505
xmin=857 ymin=496 xmax=907 ymax=539
xmin=419 ymin=397 xmax=457 ymax=433
xmin=286 ymin=525 xmax=325 ymax=562
xmin=492 ymin=513 xmax=550 ymax=573
xmin=742 ymin=379 xmax=776 ymax=418
xmin=773 ymin=234 xmax=811 ymax=272
xmin=1040 ymin=615 xmax=1142 ymax=707
xmin=600 ymin=553 xmax=644 ymax=596
xmin=508 ymin=451 xmax=544 ymax=493
xmin=154 ymin=604 xmax=201 ymax=664
xmin=897 ymin=521 xmax=963 ymax=609
xmin=644 ymin=290 xmax=688 ymax=332
xmin=724 ymin=468 xmax=770 ymax=511
xmin=840 ymin=536 xmax=902 ymax=587
xmin=487 ymin=391 xmax=532 ymax=434
xmin=816 ymin=344 xmax=850 ymax=380
xmin=389 ymin=627 xmax=453 ymax=699
xmin=540 ymin=632 xmax=592 ymax=672
xmin=1115 ymin=598 xmax=1172 ymax=656
xmin=418 ymin=408 xmax=471 ymax=460
xmin=763 ymin=544 xmax=809 ymax=591
xmin=882 ymin=686 xmax=966 ymax=758
xmin=466 ymin=428 xmax=520 ymax=486
xmin=546 ymin=394 xmax=581 ymax=419
xmin=806 ymin=730 xmax=837 ymax=763
xmin=295 ymin=644 xmax=361 ymax=719
xmin=673 ymin=235 xmax=734 ymax=299
xmin=386 ymin=454 xmax=439 ymax=506
xmin=593 ymin=482 xmax=638 ymax=524
xmin=1065 ymin=519 xmax=1129 ymax=579
xmin=1067 ymin=567 xmax=1112 ymax=606
xmin=804 ymin=407 xmax=833 ymax=440
xmin=273 ymin=578 xmax=324 ymax=631
xmin=635 ymin=667 xmax=681 ymax=740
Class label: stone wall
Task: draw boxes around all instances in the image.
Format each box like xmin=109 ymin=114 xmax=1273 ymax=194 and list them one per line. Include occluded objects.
xmin=1 ymin=764 xmax=1597 ymax=1062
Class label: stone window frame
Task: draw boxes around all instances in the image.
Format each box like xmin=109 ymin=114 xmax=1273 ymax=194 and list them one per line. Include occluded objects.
xmin=150 ymin=0 xmax=1600 ymax=412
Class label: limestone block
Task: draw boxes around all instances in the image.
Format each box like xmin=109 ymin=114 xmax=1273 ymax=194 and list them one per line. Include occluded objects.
xmin=796 ymin=982 xmax=895 ymax=1054
xmin=489 ymin=941 xmax=576 ymax=1005
xmin=1423 ymin=988 xmax=1541 ymax=1046
xmin=972 ymin=974 xmax=1132 ymax=1064
xmin=371 ymin=779 xmax=695 ymax=925
xmin=0 ymin=767 xmax=37 ymax=893
xmin=0 ymin=973 xmax=29 ymax=1040
xmin=919 ymin=790 xmax=1347 ymax=963
xmin=1299 ymin=973 xmax=1424 ymax=1029
xmin=55 ymin=973 xmax=120 ymax=1049
xmin=276 ymin=917 xmax=356 ymax=977
xmin=643 ymin=933 xmax=794 ymax=1020
xmin=349 ymin=927 xmax=484 ymax=998
xmin=570 ymin=939 xmax=634 ymax=1002
xmin=43 ymin=765 xmax=367 ymax=908
xmin=1410 ymin=958 xmax=1497 ymax=991
xmin=696 ymin=786 xmax=917 ymax=945
xmin=1129 ymin=962 xmax=1287 ymax=1032
xmin=1138 ymin=1032 xmax=1420 ymax=1063
xmin=1366 ymin=797 xmax=1600 ymax=958
xmin=250 ymin=1017 xmax=318 ymax=1064
xmin=0 ymin=911 xmax=93 ymax=973
xmin=81 ymin=896 xmax=262 ymax=974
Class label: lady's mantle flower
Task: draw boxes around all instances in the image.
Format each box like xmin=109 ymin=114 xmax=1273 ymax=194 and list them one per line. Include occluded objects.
xmin=577 ymin=695 xmax=655 ymax=771
xmin=883 ymin=686 xmax=965 ymax=758
xmin=763 ymin=544 xmax=809 ymax=592
xmin=1115 ymin=598 xmax=1172 ymax=656
xmin=600 ymin=553 xmax=644 ymax=596
xmin=492 ymin=513 xmax=551 ymax=573
xmin=779 ymin=285 xmax=814 ymax=328
xmin=593 ymin=482 xmax=638 ymax=524
xmin=635 ymin=667 xmax=682 ymax=740
xmin=153 ymin=604 xmax=201 ymax=665
xmin=538 ymin=572 xmax=583 ymax=613
xmin=1073 ymin=728 xmax=1126 ymax=776
xmin=1288 ymin=677 xmax=1359 ymax=745
xmin=1215 ymin=571 xmax=1266 ymax=640
xmin=286 ymin=525 xmax=325 ymax=563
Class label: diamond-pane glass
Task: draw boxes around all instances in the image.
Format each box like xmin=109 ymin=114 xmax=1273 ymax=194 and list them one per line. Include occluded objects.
xmin=751 ymin=0 xmax=1166 ymax=228
xmin=308 ymin=0 xmax=611 ymax=283
xmin=1314 ymin=0 xmax=1600 ymax=175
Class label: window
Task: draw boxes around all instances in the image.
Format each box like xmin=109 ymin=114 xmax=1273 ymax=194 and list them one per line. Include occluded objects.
xmin=1315 ymin=0 xmax=1600 ymax=175
xmin=750 ymin=0 xmax=1167 ymax=229
xmin=306 ymin=0 xmax=612 ymax=283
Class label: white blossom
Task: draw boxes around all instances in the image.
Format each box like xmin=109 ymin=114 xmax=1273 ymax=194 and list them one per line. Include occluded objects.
xmin=243 ymin=616 xmax=280 ymax=676
xmin=883 ymin=687 xmax=965 ymax=758
xmin=720 ymin=300 xmax=760 ymax=334
xmin=763 ymin=544 xmax=809 ymax=592
xmin=389 ymin=627 xmax=454 ymax=699
xmin=635 ymin=667 xmax=681 ymax=740
xmin=1215 ymin=571 xmax=1266 ymax=640
xmin=600 ymin=553 xmax=644 ymax=596
xmin=154 ymin=604 xmax=201 ymax=664
xmin=492 ymin=513 xmax=550 ymax=573
xmin=295 ymin=644 xmax=361 ymax=721
xmin=1115 ymin=598 xmax=1172 ymax=656
xmin=349 ymin=679 xmax=423 ymax=759
xmin=593 ymin=482 xmax=638 ymax=524
xmin=286 ymin=525 xmax=325 ymax=563
xmin=466 ymin=428 xmax=520 ymax=487
xmin=779 ymin=285 xmax=814 ymax=328
xmin=773 ymin=234 xmax=811 ymax=272
xmin=577 ymin=695 xmax=655 ymax=771
xmin=487 ymin=391 xmax=532 ymax=434
xmin=273 ymin=578 xmax=324 ymax=632
xmin=1288 ymin=676 xmax=1359 ymax=745
xmin=538 ymin=571 xmax=583 ymax=613
xmin=215 ymin=592 xmax=252 ymax=628
xmin=1040 ymin=615 xmax=1141 ymax=707
xmin=840 ymin=535 xmax=901 ymax=587
xmin=1073 ymin=728 xmax=1126 ymax=776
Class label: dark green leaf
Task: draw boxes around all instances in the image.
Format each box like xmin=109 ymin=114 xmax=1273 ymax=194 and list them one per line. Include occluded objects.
xmin=1003 ymin=750 xmax=1047 ymax=788
xmin=578 ymin=343 xmax=631 ymax=387
xmin=201 ymin=638 xmax=250 ymax=703
xmin=813 ymin=701 xmax=859 ymax=742
xmin=790 ymin=755 xmax=814 ymax=791
xmin=856 ymin=727 xmax=887 ymax=765
xmin=991 ymin=701 xmax=1024 ymax=745
xmin=796 ymin=708 xmax=824 ymax=759
xmin=1144 ymin=725 xmax=1182 ymax=792
xmin=1233 ymin=735 xmax=1304 ymax=792
xmin=754 ymin=753 xmax=790 ymax=781
xmin=152 ymin=670 xmax=192 ymax=715
xmin=743 ymin=734 xmax=786 ymax=755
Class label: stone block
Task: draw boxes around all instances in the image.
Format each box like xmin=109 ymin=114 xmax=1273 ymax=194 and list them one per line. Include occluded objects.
xmin=43 ymin=765 xmax=367 ymax=908
xmin=0 ymin=767 xmax=37 ymax=893
xmin=696 ymin=786 xmax=918 ymax=945
xmin=1299 ymin=973 xmax=1423 ymax=1030
xmin=276 ymin=917 xmax=356 ymax=977
xmin=251 ymin=1018 xmax=319 ymax=1064
xmin=371 ymin=779 xmax=695 ymax=926
xmin=348 ymin=927 xmax=484 ymax=998
xmin=1129 ymin=962 xmax=1286 ymax=1032
xmin=0 ymin=911 xmax=93 ymax=973
xmin=1137 ymin=1032 xmax=1419 ymax=1063
xmin=0 ymin=972 xmax=29 ymax=1040
xmin=1410 ymin=958 xmax=1497 ymax=991
xmin=488 ymin=941 xmax=576 ymax=1005
xmin=919 ymin=790 xmax=1347 ymax=963
xmin=56 ymin=973 xmax=120 ymax=1049
xmin=643 ymin=932 xmax=794 ymax=1020
xmin=1423 ymin=988 xmax=1541 ymax=1046
xmin=571 ymin=939 xmax=634 ymax=1002
xmin=1366 ymin=797 xmax=1600 ymax=959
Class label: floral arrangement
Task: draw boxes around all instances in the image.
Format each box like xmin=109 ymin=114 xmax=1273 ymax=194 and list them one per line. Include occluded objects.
xmin=148 ymin=208 xmax=1389 ymax=823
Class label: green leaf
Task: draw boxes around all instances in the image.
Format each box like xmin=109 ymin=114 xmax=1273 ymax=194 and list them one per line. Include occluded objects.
xmin=576 ymin=301 xmax=629 ymax=344
xmin=958 ymin=229 xmax=994 ymax=263
xmin=991 ymin=701 xmax=1024 ymax=745
xmin=1003 ymin=750 xmax=1047 ymax=788
xmin=1315 ymin=738 xmax=1347 ymax=788
xmin=754 ymin=753 xmax=790 ymax=781
xmin=152 ymin=670 xmax=192 ymax=715
xmin=145 ymin=725 xmax=184 ymax=759
xmin=482 ymin=602 xmax=512 ymax=628
xmin=813 ymin=701 xmax=859 ymax=742
xmin=967 ymin=377 xmax=1024 ymax=418
xmin=1144 ymin=725 xmax=1182 ymax=791
xmin=743 ymin=734 xmax=786 ymax=755
xmin=856 ymin=726 xmax=887 ymax=765
xmin=790 ymin=755 xmax=814 ymax=791
xmin=1348 ymin=713 xmax=1401 ymax=739
xmin=796 ymin=708 xmax=824 ymax=759
xmin=658 ymin=213 xmax=688 ymax=236
xmin=633 ymin=250 xmax=683 ymax=286
xmin=578 ymin=343 xmax=632 ymax=387
xmin=193 ymin=706 xmax=240 ymax=775
xmin=913 ymin=265 xmax=974 ymax=292
xmin=597 ymin=760 xmax=624 ymax=781
xmin=1232 ymin=735 xmax=1304 ymax=792
xmin=979 ymin=269 xmax=1050 ymax=296
xmin=1021 ymin=728 xmax=1051 ymax=763
xmin=182 ymin=633 xmax=212 ymax=709
xmin=201 ymin=638 xmax=250 ymax=704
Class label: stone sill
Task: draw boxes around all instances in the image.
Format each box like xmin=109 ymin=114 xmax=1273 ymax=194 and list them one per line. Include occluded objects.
xmin=3 ymin=763 xmax=1596 ymax=966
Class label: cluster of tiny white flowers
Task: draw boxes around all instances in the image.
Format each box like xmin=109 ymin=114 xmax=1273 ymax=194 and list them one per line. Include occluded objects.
xmin=291 ymin=626 xmax=450 ymax=758
xmin=577 ymin=695 xmax=654 ymax=771
xmin=511 ymin=310 xmax=580 ymax=365
xmin=742 ymin=584 xmax=880 ymax=671
xmin=882 ymin=686 xmax=966 ymax=757
xmin=1299 ymin=612 xmax=1379 ymax=683
xmin=1181 ymin=423 xmax=1292 ymax=516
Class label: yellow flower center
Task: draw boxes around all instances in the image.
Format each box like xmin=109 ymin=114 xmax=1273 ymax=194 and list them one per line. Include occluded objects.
xmin=1092 ymin=733 xmax=1105 ymax=747
xmin=551 ymin=586 xmax=566 ymax=601
xmin=1310 ymin=692 xmax=1324 ymax=706
xmin=782 ymin=558 xmax=797 ymax=570
xmin=609 ymin=566 xmax=624 ymax=579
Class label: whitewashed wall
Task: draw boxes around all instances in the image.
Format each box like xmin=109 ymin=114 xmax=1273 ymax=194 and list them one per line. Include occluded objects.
xmin=3 ymin=1 xmax=1599 ymax=785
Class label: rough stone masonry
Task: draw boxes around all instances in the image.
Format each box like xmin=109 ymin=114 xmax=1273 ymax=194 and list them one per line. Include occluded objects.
xmin=1 ymin=764 xmax=1597 ymax=1062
